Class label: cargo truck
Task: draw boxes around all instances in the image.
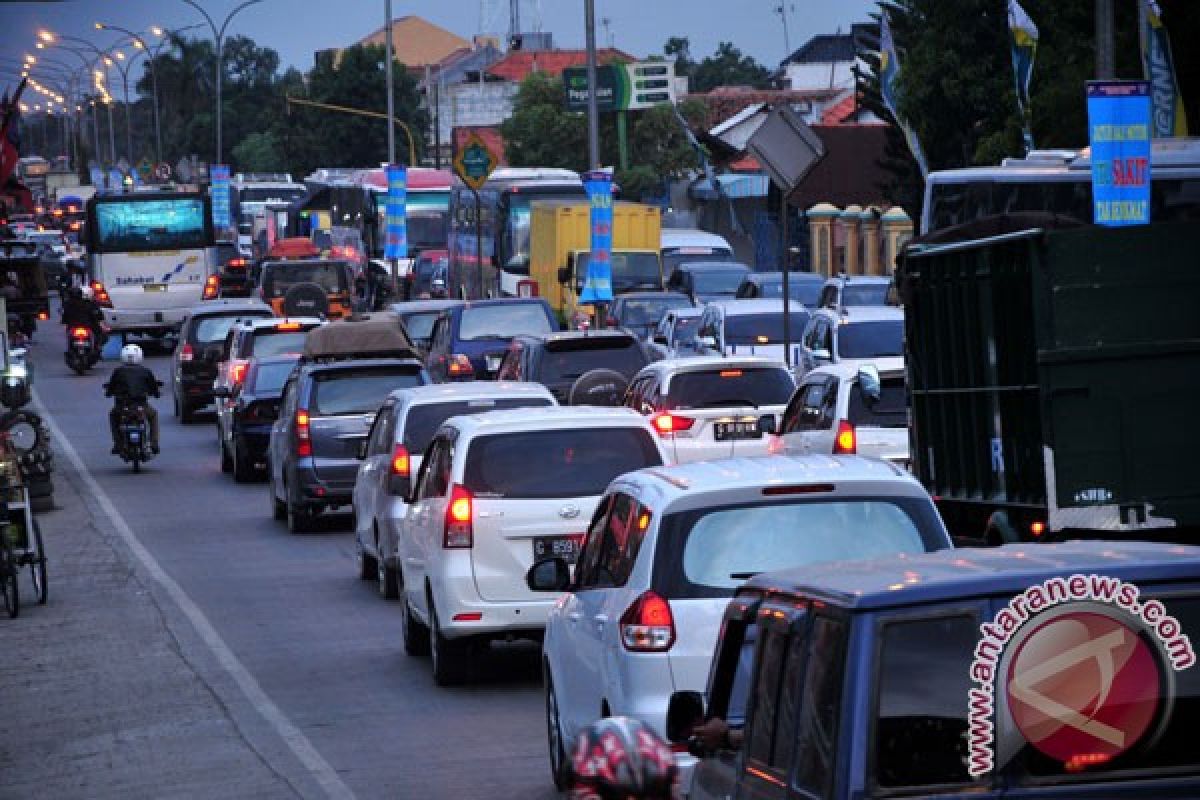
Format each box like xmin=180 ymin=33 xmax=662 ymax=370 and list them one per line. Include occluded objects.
xmin=896 ymin=214 xmax=1200 ymax=544
xmin=527 ymin=200 xmax=662 ymax=324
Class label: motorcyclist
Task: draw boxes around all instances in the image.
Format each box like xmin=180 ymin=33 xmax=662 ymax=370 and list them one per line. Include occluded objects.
xmin=61 ymin=285 xmax=106 ymax=348
xmin=105 ymin=344 xmax=160 ymax=455
xmin=568 ymin=717 xmax=679 ymax=800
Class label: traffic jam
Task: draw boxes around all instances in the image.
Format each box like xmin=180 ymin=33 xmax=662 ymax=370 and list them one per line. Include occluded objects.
xmin=4 ymin=3 xmax=1200 ymax=799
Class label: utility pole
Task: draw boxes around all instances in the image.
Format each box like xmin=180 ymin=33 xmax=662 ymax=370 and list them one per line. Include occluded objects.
xmin=583 ymin=0 xmax=600 ymax=170
xmin=384 ymin=0 xmax=396 ymax=165
xmin=1095 ymin=0 xmax=1115 ymax=79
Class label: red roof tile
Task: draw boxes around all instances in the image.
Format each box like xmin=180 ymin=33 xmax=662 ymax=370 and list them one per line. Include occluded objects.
xmin=486 ymin=48 xmax=636 ymax=82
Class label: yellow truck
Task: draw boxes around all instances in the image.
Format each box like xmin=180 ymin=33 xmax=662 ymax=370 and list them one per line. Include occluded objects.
xmin=528 ymin=200 xmax=662 ymax=323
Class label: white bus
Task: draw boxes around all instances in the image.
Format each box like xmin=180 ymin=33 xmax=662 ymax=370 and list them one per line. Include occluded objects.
xmin=86 ymin=191 xmax=218 ymax=338
xmin=920 ymin=138 xmax=1200 ymax=234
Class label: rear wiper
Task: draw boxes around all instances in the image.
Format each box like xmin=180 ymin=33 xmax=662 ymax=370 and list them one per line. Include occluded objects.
xmin=730 ymin=571 xmax=761 ymax=580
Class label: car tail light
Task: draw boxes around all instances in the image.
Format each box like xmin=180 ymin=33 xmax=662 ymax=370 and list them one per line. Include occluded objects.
xmin=226 ymin=258 xmax=247 ymax=269
xmin=443 ymin=484 xmax=473 ymax=548
xmin=517 ymin=279 xmax=539 ymax=297
xmin=620 ymin=591 xmax=675 ymax=652
xmin=91 ymin=281 xmax=112 ymax=308
xmin=390 ymin=444 xmax=410 ymax=477
xmin=1031 ymin=521 xmax=1046 ymax=537
xmin=202 ymin=274 xmax=220 ymax=300
xmin=833 ymin=420 xmax=856 ymax=454
xmin=651 ymin=412 xmax=694 ymax=435
xmin=229 ymin=360 xmax=249 ymax=386
xmin=275 ymin=322 xmax=302 ymax=331
xmin=37 ymin=310 xmax=48 ymax=321
xmin=447 ymin=354 xmax=474 ymax=378
xmin=71 ymin=326 xmax=91 ymax=339
xmin=180 ymin=342 xmax=194 ymax=361
xmin=295 ymin=409 xmax=312 ymax=457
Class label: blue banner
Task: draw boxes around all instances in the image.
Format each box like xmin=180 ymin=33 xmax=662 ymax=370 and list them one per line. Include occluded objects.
xmin=1140 ymin=0 xmax=1188 ymax=137
xmin=879 ymin=12 xmax=929 ymax=178
xmin=210 ymin=164 xmax=232 ymax=231
xmin=1008 ymin=0 xmax=1039 ymax=153
xmin=384 ymin=164 xmax=408 ymax=260
xmin=579 ymin=170 xmax=614 ymax=304
xmin=1087 ymin=82 xmax=1152 ymax=227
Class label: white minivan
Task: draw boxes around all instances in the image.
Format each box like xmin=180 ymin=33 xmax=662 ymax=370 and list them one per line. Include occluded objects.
xmin=660 ymin=228 xmax=734 ymax=275
xmin=397 ymin=406 xmax=669 ymax=685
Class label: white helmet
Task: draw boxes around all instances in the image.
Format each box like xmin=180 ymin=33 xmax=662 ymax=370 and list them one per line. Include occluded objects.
xmin=80 ymin=285 xmax=94 ymax=300
xmin=120 ymin=344 xmax=143 ymax=365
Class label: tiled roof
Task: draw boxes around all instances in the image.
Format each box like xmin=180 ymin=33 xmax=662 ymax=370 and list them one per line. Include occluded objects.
xmin=486 ymin=48 xmax=636 ymax=82
xmin=356 ymin=16 xmax=471 ymax=69
xmin=686 ymin=87 xmax=843 ymax=129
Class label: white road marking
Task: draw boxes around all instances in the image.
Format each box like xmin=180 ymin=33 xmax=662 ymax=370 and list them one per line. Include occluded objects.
xmin=35 ymin=391 xmax=357 ymax=800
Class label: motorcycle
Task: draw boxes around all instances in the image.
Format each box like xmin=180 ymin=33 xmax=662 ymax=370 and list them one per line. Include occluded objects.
xmin=65 ymin=326 xmax=100 ymax=374
xmin=112 ymin=400 xmax=155 ymax=473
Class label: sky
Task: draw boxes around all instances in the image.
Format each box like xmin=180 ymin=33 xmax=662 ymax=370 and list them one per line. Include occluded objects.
xmin=1 ymin=0 xmax=877 ymax=100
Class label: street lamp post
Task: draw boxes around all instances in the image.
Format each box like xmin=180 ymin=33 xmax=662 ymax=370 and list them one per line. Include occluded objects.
xmin=181 ymin=0 xmax=267 ymax=166
xmin=96 ymin=23 xmax=159 ymax=163
xmin=583 ymin=0 xmax=600 ymax=170
xmin=21 ymin=52 xmax=100 ymax=166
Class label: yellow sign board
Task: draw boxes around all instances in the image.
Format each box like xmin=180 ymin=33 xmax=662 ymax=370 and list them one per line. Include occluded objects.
xmin=453 ymin=133 xmax=499 ymax=191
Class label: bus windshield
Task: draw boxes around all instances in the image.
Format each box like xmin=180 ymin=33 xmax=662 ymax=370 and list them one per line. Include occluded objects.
xmin=373 ymin=191 xmax=450 ymax=250
xmin=237 ymin=187 xmax=305 ymax=204
xmin=506 ymin=190 xmax=585 ymax=268
xmin=91 ymin=197 xmax=210 ymax=253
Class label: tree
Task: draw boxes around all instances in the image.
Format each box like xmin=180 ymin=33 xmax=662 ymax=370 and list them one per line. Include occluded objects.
xmin=500 ymin=73 xmax=588 ymax=171
xmin=691 ymin=42 xmax=771 ymax=92
xmin=232 ymin=132 xmax=284 ymax=172
xmin=664 ymin=36 xmax=695 ymax=82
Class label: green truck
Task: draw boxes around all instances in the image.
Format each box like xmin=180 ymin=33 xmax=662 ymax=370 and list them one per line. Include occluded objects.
xmin=896 ymin=215 xmax=1200 ymax=543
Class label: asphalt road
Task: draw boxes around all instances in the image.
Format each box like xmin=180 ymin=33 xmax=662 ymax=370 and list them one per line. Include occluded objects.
xmin=14 ymin=333 xmax=561 ymax=800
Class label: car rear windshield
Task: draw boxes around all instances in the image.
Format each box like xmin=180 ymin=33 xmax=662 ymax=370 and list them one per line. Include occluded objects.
xmin=463 ymin=427 xmax=662 ymax=499
xmin=841 ymin=283 xmax=891 ymax=306
xmin=692 ymin=268 xmax=748 ymax=295
xmin=838 ymin=320 xmax=904 ymax=360
xmin=540 ymin=340 xmax=647 ymax=384
xmin=401 ymin=397 xmax=553 ymax=453
xmin=248 ymin=361 xmax=296 ymax=393
xmin=654 ymin=496 xmax=946 ymax=599
xmin=263 ymin=262 xmax=348 ymax=297
xmin=662 ymin=247 xmax=733 ymax=273
xmin=247 ymin=331 xmax=308 ymax=358
xmin=194 ymin=313 xmax=267 ymax=345
xmin=458 ymin=303 xmax=553 ymax=341
xmin=311 ymin=367 xmax=424 ymax=416
xmin=724 ymin=312 xmax=811 ymax=345
xmin=617 ymin=296 xmax=691 ymax=327
xmin=576 ymin=252 xmax=662 ymax=292
xmin=666 ymin=368 xmax=795 ymax=409
xmin=401 ymin=311 xmax=441 ymax=341
xmin=754 ymin=277 xmax=823 ymax=306
xmin=848 ymin=377 xmax=907 ymax=428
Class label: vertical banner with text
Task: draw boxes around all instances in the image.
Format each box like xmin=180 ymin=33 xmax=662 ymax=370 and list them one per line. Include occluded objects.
xmin=384 ymin=164 xmax=408 ymax=260
xmin=210 ymin=165 xmax=232 ymax=232
xmin=1087 ymin=82 xmax=1152 ymax=227
xmin=579 ymin=170 xmax=614 ymax=305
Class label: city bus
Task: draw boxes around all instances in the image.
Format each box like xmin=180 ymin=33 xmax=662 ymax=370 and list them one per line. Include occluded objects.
xmin=231 ymin=173 xmax=306 ymax=253
xmin=920 ymin=138 xmax=1200 ymax=234
xmin=329 ymin=167 xmax=454 ymax=260
xmin=448 ymin=167 xmax=586 ymax=298
xmin=86 ymin=191 xmax=218 ymax=338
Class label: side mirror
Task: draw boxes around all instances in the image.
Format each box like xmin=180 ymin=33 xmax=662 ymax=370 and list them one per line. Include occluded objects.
xmin=557 ymin=266 xmax=572 ymax=285
xmin=696 ymin=335 xmax=718 ymax=350
xmin=525 ymin=557 xmax=572 ymax=592
xmin=665 ymin=690 xmax=706 ymax=744
xmin=811 ymin=348 xmax=832 ymax=363
xmin=756 ymin=415 xmax=777 ymax=435
xmin=652 ymin=333 xmax=668 ymax=346
xmin=857 ymin=364 xmax=882 ymax=404
xmin=387 ymin=474 xmax=411 ymax=498
xmin=212 ymin=386 xmax=231 ymax=398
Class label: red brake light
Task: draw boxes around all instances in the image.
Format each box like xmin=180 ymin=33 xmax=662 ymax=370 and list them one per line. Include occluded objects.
xmin=1031 ymin=521 xmax=1046 ymax=537
xmin=833 ymin=420 xmax=856 ymax=454
xmin=37 ymin=310 xmax=48 ymax=321
xmin=651 ymin=412 xmax=694 ymax=435
xmin=719 ymin=369 xmax=744 ymax=378
xmin=444 ymin=484 xmax=473 ymax=548
xmin=447 ymin=354 xmax=474 ymax=377
xmin=390 ymin=444 xmax=410 ymax=477
xmin=226 ymin=258 xmax=247 ymax=269
xmin=230 ymin=360 xmax=249 ymax=386
xmin=620 ymin=591 xmax=675 ymax=652
xmin=91 ymin=281 xmax=112 ymax=308
xmin=202 ymin=274 xmax=220 ymax=300
xmin=275 ymin=322 xmax=302 ymax=331
xmin=180 ymin=342 xmax=194 ymax=361
xmin=71 ymin=326 xmax=91 ymax=339
xmin=296 ymin=409 xmax=312 ymax=457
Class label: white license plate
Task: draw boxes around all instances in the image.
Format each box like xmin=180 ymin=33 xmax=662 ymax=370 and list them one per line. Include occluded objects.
xmin=143 ymin=283 xmax=167 ymax=292
xmin=485 ymin=355 xmax=502 ymax=372
xmin=715 ymin=421 xmax=760 ymax=441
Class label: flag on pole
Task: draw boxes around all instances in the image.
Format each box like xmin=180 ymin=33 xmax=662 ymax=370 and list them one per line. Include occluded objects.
xmin=1140 ymin=0 xmax=1188 ymax=137
xmin=0 ymin=78 xmax=28 ymax=188
xmin=879 ymin=12 xmax=929 ymax=178
xmin=1008 ymin=0 xmax=1039 ymax=153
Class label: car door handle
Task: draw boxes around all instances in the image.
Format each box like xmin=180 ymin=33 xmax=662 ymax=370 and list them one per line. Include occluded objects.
xmin=594 ymin=614 xmax=609 ymax=633
xmin=567 ymin=611 xmax=583 ymax=622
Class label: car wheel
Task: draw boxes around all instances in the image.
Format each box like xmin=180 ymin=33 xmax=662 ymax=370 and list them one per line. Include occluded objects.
xmin=377 ymin=554 xmax=399 ymax=600
xmin=429 ymin=602 xmax=468 ymax=686
xmin=231 ymin=438 xmax=255 ymax=483
xmin=220 ymin=437 xmax=232 ymax=473
xmin=270 ymin=480 xmax=286 ymax=521
xmin=546 ymin=670 xmax=570 ymax=790
xmin=402 ymin=592 xmax=430 ymax=657
xmin=180 ymin=397 xmax=197 ymax=424
xmin=356 ymin=534 xmax=376 ymax=581
xmin=287 ymin=502 xmax=315 ymax=534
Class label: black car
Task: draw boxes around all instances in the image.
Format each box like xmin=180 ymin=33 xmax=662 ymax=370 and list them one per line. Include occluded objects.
xmin=734 ymin=271 xmax=824 ymax=306
xmin=171 ymin=299 xmax=274 ymax=423
xmin=216 ymin=240 xmax=253 ymax=298
xmin=607 ymin=291 xmax=694 ymax=340
xmin=390 ymin=298 xmax=464 ymax=356
xmin=425 ymin=298 xmax=560 ymax=382
xmin=495 ymin=329 xmax=652 ymax=404
xmin=665 ymin=261 xmax=752 ymax=303
xmin=214 ymin=354 xmax=299 ymax=482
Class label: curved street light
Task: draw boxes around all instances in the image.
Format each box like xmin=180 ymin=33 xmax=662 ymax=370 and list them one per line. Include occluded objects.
xmin=180 ymin=0 xmax=267 ymax=166
xmin=26 ymin=43 xmax=108 ymax=163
